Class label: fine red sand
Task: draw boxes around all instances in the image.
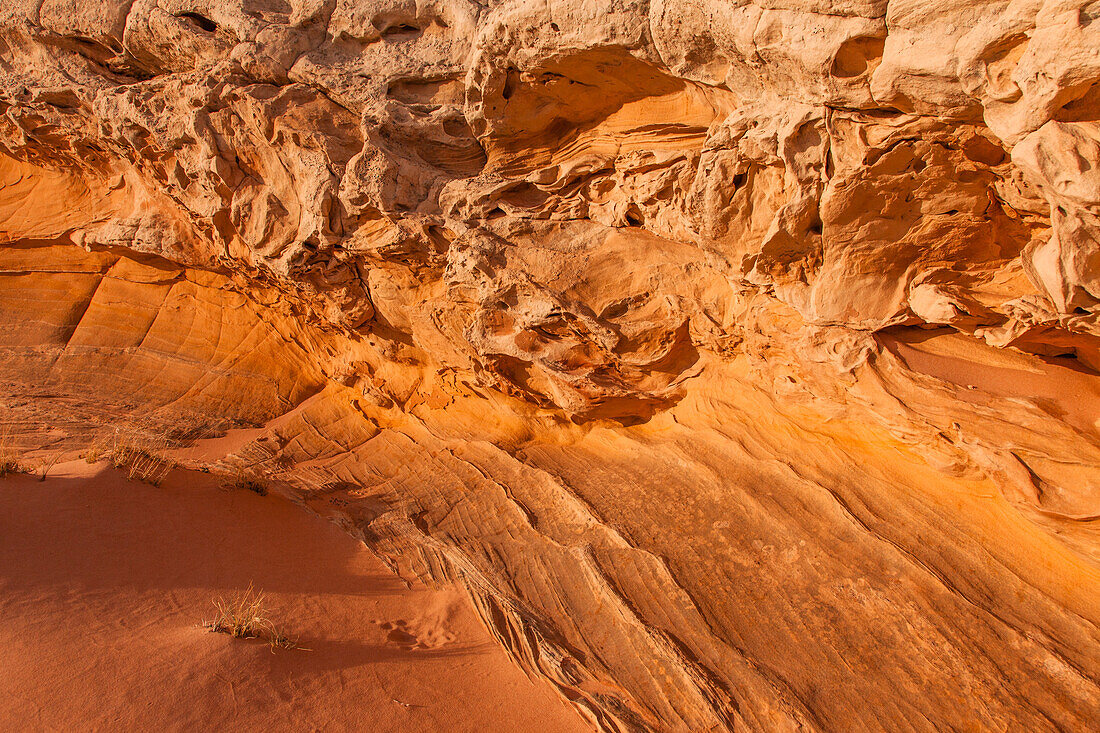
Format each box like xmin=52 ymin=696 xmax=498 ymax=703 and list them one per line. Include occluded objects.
xmin=0 ymin=461 xmax=590 ymax=732
xmin=880 ymin=328 xmax=1100 ymax=437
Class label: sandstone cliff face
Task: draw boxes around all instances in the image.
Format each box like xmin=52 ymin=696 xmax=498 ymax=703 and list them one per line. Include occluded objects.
xmin=2 ymin=2 xmax=1099 ymax=730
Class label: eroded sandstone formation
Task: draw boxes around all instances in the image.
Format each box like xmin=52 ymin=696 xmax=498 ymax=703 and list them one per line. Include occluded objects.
xmin=1 ymin=1 xmax=1099 ymax=730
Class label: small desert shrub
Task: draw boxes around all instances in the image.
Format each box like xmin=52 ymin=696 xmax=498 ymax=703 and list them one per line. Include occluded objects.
xmin=85 ymin=427 xmax=176 ymax=486
xmin=204 ymin=583 xmax=296 ymax=650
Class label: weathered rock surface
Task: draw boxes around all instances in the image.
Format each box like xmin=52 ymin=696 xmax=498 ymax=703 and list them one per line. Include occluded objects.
xmin=1 ymin=1 xmax=1099 ymax=730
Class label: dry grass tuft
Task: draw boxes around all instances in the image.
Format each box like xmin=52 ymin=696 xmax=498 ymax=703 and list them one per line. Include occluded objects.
xmin=224 ymin=469 xmax=268 ymax=496
xmin=37 ymin=451 xmax=64 ymax=481
xmin=84 ymin=427 xmax=176 ymax=486
xmin=0 ymin=426 xmax=29 ymax=477
xmin=203 ymin=583 xmax=297 ymax=650
xmin=0 ymin=456 xmax=22 ymax=477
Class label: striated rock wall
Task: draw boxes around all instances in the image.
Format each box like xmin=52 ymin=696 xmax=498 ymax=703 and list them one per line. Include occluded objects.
xmin=1 ymin=1 xmax=1099 ymax=730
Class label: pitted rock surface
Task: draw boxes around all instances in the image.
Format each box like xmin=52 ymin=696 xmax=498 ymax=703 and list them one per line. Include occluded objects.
xmin=1 ymin=2 xmax=1099 ymax=730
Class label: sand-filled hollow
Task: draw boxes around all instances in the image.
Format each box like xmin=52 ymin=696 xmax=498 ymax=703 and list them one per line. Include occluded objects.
xmin=0 ymin=461 xmax=588 ymax=732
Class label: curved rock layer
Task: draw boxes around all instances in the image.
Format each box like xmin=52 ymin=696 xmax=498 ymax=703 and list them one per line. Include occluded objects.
xmin=1 ymin=2 xmax=1099 ymax=730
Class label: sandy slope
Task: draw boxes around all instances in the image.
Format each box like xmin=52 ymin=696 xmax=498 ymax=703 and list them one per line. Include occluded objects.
xmin=0 ymin=461 xmax=589 ymax=732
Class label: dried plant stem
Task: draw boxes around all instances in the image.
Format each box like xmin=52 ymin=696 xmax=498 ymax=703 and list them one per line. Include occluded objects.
xmin=85 ymin=427 xmax=176 ymax=486
xmin=203 ymin=583 xmax=299 ymax=651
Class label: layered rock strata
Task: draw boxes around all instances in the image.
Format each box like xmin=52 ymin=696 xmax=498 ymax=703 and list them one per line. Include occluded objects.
xmin=1 ymin=2 xmax=1099 ymax=730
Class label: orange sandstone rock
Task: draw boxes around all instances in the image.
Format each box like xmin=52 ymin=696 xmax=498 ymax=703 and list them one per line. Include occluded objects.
xmin=0 ymin=2 xmax=1099 ymax=730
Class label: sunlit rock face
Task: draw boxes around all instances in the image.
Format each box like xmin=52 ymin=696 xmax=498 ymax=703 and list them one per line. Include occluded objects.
xmin=2 ymin=2 xmax=1099 ymax=730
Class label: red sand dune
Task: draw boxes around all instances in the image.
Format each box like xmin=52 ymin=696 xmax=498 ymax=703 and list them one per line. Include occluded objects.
xmin=0 ymin=461 xmax=589 ymax=731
